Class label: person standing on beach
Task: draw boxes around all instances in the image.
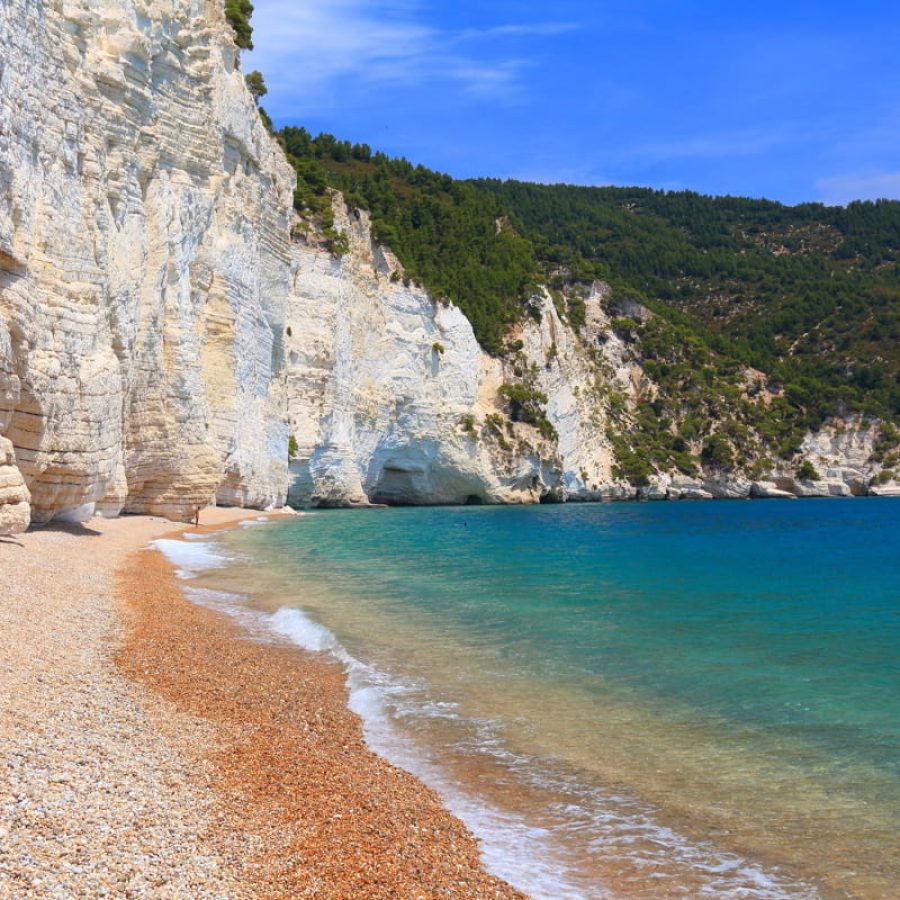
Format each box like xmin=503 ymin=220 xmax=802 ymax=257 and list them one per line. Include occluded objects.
xmin=193 ymin=506 xmax=200 ymax=528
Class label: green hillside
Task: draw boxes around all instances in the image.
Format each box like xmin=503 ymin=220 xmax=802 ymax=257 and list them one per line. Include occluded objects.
xmin=475 ymin=181 xmax=900 ymax=423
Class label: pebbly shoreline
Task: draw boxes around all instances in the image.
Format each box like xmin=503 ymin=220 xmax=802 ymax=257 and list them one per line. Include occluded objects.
xmin=0 ymin=510 xmax=520 ymax=898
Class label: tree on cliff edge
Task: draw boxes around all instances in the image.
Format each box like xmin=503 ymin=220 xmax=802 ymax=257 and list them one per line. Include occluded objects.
xmin=245 ymin=71 xmax=268 ymax=103
xmin=225 ymin=0 xmax=254 ymax=50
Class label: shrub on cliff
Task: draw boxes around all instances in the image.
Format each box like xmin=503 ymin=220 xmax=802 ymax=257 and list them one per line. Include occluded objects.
xmin=610 ymin=439 xmax=654 ymax=487
xmin=701 ymin=434 xmax=735 ymax=470
xmin=225 ymin=0 xmax=254 ymax=50
xmin=245 ymin=70 xmax=267 ymax=103
xmin=797 ymin=460 xmax=819 ymax=481
xmin=499 ymin=382 xmax=557 ymax=441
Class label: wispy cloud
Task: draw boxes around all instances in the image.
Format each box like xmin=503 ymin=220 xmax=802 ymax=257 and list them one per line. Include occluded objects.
xmin=621 ymin=125 xmax=816 ymax=165
xmin=245 ymin=0 xmax=576 ymax=113
xmin=457 ymin=23 xmax=579 ymax=41
xmin=815 ymin=171 xmax=900 ymax=206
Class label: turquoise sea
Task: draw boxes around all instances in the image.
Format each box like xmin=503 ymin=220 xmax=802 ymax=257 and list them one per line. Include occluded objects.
xmin=177 ymin=499 xmax=900 ymax=898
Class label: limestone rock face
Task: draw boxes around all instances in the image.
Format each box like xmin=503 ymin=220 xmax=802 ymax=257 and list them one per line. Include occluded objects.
xmin=786 ymin=419 xmax=897 ymax=498
xmin=285 ymin=200 xmax=540 ymax=506
xmin=0 ymin=436 xmax=30 ymax=534
xmin=284 ymin=202 xmax=631 ymax=507
xmin=749 ymin=482 xmax=797 ymax=500
xmin=0 ymin=0 xmax=291 ymax=525
xmin=780 ymin=478 xmax=854 ymax=499
xmin=870 ymin=482 xmax=900 ymax=498
xmin=516 ymin=284 xmax=635 ymax=501
xmin=667 ymin=479 xmax=714 ymax=501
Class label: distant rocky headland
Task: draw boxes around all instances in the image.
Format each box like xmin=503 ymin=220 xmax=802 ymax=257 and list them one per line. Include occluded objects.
xmin=1 ymin=0 xmax=898 ymax=537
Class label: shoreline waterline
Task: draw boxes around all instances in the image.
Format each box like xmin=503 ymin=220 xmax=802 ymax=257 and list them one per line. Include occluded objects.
xmin=188 ymin=544 xmax=812 ymax=899
xmin=147 ymin=514 xmax=589 ymax=898
xmin=118 ymin=512 xmax=524 ymax=898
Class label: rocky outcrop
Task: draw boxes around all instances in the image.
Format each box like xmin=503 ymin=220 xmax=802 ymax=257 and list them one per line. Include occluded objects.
xmin=0 ymin=436 xmax=30 ymax=534
xmin=634 ymin=420 xmax=897 ymax=502
xmin=0 ymin=0 xmax=293 ymax=528
xmin=789 ymin=419 xmax=891 ymax=497
xmin=285 ymin=200 xmax=557 ymax=506
xmin=749 ymin=482 xmax=797 ymax=500
xmin=516 ymin=283 xmax=635 ymax=501
xmin=870 ymin=482 xmax=900 ymax=497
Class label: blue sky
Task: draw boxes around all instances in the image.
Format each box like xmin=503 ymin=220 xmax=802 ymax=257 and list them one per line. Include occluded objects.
xmin=246 ymin=1 xmax=900 ymax=205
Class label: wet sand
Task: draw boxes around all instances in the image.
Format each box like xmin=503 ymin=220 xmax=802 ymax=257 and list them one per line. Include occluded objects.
xmin=0 ymin=509 xmax=520 ymax=898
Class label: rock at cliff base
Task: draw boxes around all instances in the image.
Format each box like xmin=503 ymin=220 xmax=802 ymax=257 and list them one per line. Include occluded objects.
xmin=750 ymin=482 xmax=797 ymax=499
xmin=0 ymin=437 xmax=31 ymax=535
xmin=869 ymin=482 xmax=900 ymax=498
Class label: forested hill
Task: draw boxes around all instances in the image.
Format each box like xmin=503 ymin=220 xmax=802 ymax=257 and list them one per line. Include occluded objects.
xmin=278 ymin=127 xmax=900 ymax=441
xmin=475 ymin=181 xmax=900 ymax=423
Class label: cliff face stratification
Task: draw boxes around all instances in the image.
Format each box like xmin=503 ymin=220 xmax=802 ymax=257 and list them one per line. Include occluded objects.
xmin=0 ymin=0 xmax=292 ymax=524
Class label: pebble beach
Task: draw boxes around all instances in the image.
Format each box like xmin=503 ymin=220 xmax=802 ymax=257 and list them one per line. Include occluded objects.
xmin=0 ymin=511 xmax=520 ymax=898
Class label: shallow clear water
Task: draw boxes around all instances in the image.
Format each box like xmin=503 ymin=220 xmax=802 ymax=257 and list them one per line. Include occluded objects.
xmin=189 ymin=500 xmax=900 ymax=898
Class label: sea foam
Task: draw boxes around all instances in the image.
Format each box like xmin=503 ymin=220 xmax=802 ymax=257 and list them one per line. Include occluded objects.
xmin=269 ymin=607 xmax=338 ymax=652
xmin=256 ymin=608 xmax=595 ymax=899
xmin=151 ymin=538 xmax=231 ymax=578
xmin=245 ymin=603 xmax=815 ymax=899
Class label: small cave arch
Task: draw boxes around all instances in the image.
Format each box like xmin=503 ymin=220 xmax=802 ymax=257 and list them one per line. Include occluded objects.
xmin=371 ymin=465 xmax=419 ymax=506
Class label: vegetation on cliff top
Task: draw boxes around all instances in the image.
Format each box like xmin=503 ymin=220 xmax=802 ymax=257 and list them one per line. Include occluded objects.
xmin=225 ymin=0 xmax=254 ymax=50
xmin=281 ymin=127 xmax=540 ymax=354
xmin=476 ymin=180 xmax=900 ymax=425
xmin=276 ymin=125 xmax=900 ymax=476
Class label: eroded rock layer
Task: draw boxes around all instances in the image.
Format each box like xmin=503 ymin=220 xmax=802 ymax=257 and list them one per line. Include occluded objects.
xmin=0 ymin=0 xmax=291 ymax=525
xmin=0 ymin=435 xmax=30 ymax=535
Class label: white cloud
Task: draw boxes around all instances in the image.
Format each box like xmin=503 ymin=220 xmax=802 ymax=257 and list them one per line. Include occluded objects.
xmin=244 ymin=0 xmax=575 ymax=113
xmin=457 ymin=23 xmax=578 ymax=41
xmin=815 ymin=171 xmax=900 ymax=206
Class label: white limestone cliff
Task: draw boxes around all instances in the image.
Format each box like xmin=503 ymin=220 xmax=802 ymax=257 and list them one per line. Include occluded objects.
xmin=777 ymin=419 xmax=899 ymax=499
xmin=285 ymin=199 xmax=566 ymax=507
xmin=0 ymin=0 xmax=292 ymax=527
xmin=514 ymin=283 xmax=638 ymax=501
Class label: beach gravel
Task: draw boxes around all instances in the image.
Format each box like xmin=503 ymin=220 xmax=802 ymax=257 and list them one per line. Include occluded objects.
xmin=0 ymin=512 xmax=521 ymax=898
xmin=0 ymin=515 xmax=255 ymax=898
